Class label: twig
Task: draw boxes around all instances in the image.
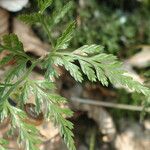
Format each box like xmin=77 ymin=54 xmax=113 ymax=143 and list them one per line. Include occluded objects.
xmin=71 ymin=97 xmax=150 ymax=112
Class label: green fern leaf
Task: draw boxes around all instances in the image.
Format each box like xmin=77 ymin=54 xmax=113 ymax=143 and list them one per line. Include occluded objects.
xmin=19 ymin=13 xmax=42 ymax=25
xmin=55 ymin=22 xmax=75 ymax=50
xmin=0 ymin=54 xmax=14 ymax=66
xmin=61 ymin=57 xmax=83 ymax=82
xmin=79 ymin=60 xmax=96 ymax=82
xmin=74 ymin=45 xmax=104 ymax=55
xmin=20 ymin=81 xmax=31 ymax=103
xmin=46 ymin=102 xmax=75 ymax=150
xmin=55 ymin=45 xmax=150 ymax=98
xmin=5 ymin=59 xmax=27 ymax=83
xmin=50 ymin=2 xmax=73 ymax=27
xmin=94 ymin=65 xmax=109 ymax=86
xmin=3 ymin=34 xmax=24 ymax=53
xmin=37 ymin=0 xmax=53 ymax=14
xmin=47 ymin=94 xmax=68 ymax=103
xmin=0 ymin=34 xmax=30 ymax=62
xmin=35 ymin=80 xmax=56 ymax=90
xmin=42 ymin=57 xmax=59 ymax=80
xmin=52 ymin=56 xmax=83 ymax=82
xmin=8 ymin=104 xmax=40 ymax=150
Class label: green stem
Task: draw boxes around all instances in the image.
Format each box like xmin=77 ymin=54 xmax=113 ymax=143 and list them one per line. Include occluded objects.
xmin=0 ymin=83 xmax=13 ymax=87
xmin=42 ymin=18 xmax=54 ymax=48
xmin=89 ymin=128 xmax=96 ymax=150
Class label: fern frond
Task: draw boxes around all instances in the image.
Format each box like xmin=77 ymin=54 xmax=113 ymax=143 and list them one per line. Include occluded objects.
xmin=42 ymin=56 xmax=59 ymax=80
xmin=0 ymin=34 xmax=30 ymax=60
xmin=51 ymin=1 xmax=73 ymax=27
xmin=61 ymin=57 xmax=83 ymax=82
xmin=79 ymin=60 xmax=97 ymax=82
xmin=0 ymin=101 xmax=40 ymax=150
xmin=19 ymin=1 xmax=72 ymax=33
xmin=51 ymin=45 xmax=150 ymax=98
xmin=55 ymin=21 xmax=75 ymax=50
xmin=0 ymin=1 xmax=150 ymax=150
xmin=37 ymin=0 xmax=53 ymax=14
xmin=46 ymin=103 xmax=75 ymax=150
xmin=5 ymin=59 xmax=27 ymax=83
xmin=2 ymin=34 xmax=24 ymax=53
xmin=20 ymin=81 xmax=31 ymax=104
xmin=17 ymin=79 xmax=75 ymax=150
xmin=74 ymin=45 xmax=104 ymax=55
xmin=19 ymin=13 xmax=43 ymax=25
xmin=8 ymin=104 xmax=40 ymax=150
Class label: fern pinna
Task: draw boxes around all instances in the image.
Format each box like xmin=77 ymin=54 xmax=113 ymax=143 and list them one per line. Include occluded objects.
xmin=0 ymin=0 xmax=150 ymax=150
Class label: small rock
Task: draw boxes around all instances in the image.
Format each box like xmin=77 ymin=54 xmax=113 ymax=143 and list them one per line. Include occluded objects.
xmin=115 ymin=122 xmax=150 ymax=150
xmin=144 ymin=120 xmax=150 ymax=130
xmin=78 ymin=145 xmax=88 ymax=150
xmin=0 ymin=0 xmax=28 ymax=12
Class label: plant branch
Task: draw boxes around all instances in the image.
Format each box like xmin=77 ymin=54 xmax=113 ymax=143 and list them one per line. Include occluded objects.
xmin=71 ymin=97 xmax=150 ymax=112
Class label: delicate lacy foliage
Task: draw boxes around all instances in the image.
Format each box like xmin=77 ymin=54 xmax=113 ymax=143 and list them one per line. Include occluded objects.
xmin=37 ymin=0 xmax=53 ymax=13
xmin=19 ymin=1 xmax=73 ymax=30
xmin=0 ymin=0 xmax=150 ymax=150
xmin=52 ymin=45 xmax=150 ymax=97
xmin=56 ymin=21 xmax=75 ymax=50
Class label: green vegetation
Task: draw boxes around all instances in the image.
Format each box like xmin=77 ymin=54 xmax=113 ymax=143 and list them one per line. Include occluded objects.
xmin=0 ymin=0 xmax=150 ymax=150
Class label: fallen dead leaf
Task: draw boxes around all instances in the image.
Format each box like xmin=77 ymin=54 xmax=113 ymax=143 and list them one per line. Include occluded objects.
xmin=115 ymin=122 xmax=150 ymax=150
xmin=0 ymin=118 xmax=10 ymax=138
xmin=0 ymin=8 xmax=9 ymax=36
xmin=13 ymin=19 xmax=49 ymax=57
xmin=37 ymin=121 xmax=59 ymax=142
xmin=128 ymin=46 xmax=150 ymax=68
xmin=71 ymin=100 xmax=116 ymax=142
xmin=43 ymin=135 xmax=67 ymax=150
